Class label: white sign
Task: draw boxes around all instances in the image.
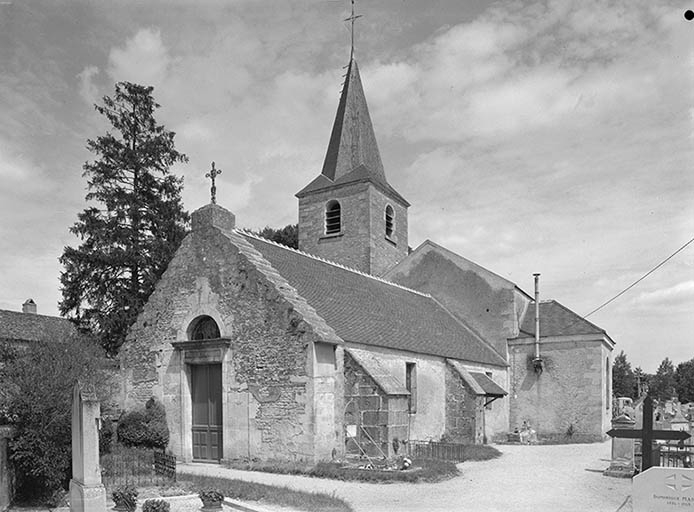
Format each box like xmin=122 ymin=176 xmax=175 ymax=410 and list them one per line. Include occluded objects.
xmin=633 ymin=467 xmax=694 ymax=511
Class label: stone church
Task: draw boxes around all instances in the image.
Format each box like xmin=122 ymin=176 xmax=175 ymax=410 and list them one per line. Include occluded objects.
xmin=120 ymin=56 xmax=615 ymax=463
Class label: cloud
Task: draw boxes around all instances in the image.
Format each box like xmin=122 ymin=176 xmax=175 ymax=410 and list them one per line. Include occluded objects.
xmin=108 ymin=28 xmax=170 ymax=86
xmin=77 ymin=66 xmax=100 ymax=106
xmin=633 ymin=281 xmax=694 ymax=309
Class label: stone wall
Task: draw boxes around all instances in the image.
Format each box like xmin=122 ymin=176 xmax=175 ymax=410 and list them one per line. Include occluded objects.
xmin=444 ymin=366 xmax=478 ymax=443
xmin=0 ymin=426 xmax=14 ymax=512
xmin=121 ymin=212 xmax=341 ymax=462
xmin=298 ymin=182 xmax=408 ymax=276
xmin=344 ymin=352 xmax=408 ymax=457
xmin=508 ymin=337 xmax=611 ymax=441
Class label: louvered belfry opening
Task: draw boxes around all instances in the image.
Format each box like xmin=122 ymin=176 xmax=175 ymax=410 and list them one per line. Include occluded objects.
xmin=325 ymin=200 xmax=342 ymax=234
xmin=385 ymin=205 xmax=394 ymax=237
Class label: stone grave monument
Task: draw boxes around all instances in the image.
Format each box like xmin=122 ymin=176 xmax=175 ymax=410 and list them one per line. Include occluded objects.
xmin=604 ymin=414 xmax=636 ymax=478
xmin=69 ymin=382 xmax=106 ymax=512
xmin=633 ymin=466 xmax=694 ymax=511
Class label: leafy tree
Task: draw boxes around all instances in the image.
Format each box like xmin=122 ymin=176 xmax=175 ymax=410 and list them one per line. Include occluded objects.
xmin=633 ymin=366 xmax=649 ymax=398
xmin=649 ymin=357 xmax=677 ymax=402
xmin=59 ymin=82 xmax=189 ymax=354
xmin=0 ymin=336 xmax=109 ymax=502
xmin=257 ymin=223 xmax=299 ymax=249
xmin=612 ymin=351 xmax=637 ymax=398
xmin=676 ymin=358 xmax=694 ymax=403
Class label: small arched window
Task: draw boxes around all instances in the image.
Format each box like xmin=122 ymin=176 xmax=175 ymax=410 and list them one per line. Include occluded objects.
xmin=385 ymin=205 xmax=394 ymax=238
xmin=190 ymin=315 xmax=221 ymax=340
xmin=325 ymin=200 xmax=341 ymax=235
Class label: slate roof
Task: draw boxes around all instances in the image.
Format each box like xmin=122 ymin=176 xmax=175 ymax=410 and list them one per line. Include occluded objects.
xmin=470 ymin=372 xmax=507 ymax=397
xmin=346 ymin=347 xmax=410 ymax=395
xmin=0 ymin=309 xmax=77 ymax=343
xmin=295 ymin=58 xmax=409 ymax=207
xmin=518 ymin=300 xmax=607 ymax=338
xmin=242 ymin=233 xmax=507 ymax=367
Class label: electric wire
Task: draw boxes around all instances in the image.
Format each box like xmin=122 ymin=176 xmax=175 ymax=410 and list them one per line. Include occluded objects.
xmin=582 ymin=235 xmax=694 ymax=319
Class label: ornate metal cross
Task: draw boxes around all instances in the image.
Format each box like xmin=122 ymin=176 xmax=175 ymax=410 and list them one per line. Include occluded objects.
xmin=205 ymin=162 xmax=222 ymax=204
xmin=344 ymin=0 xmax=362 ymax=60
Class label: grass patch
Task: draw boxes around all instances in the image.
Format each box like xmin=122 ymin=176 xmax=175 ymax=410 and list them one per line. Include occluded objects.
xmin=225 ymin=457 xmax=460 ymax=483
xmin=462 ymin=444 xmax=502 ymax=461
xmin=177 ymin=473 xmax=352 ymax=512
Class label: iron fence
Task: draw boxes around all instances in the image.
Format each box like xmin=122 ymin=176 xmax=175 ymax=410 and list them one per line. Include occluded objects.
xmin=655 ymin=443 xmax=693 ymax=468
xmin=101 ymin=446 xmax=176 ymax=490
xmin=408 ymin=440 xmax=466 ymax=462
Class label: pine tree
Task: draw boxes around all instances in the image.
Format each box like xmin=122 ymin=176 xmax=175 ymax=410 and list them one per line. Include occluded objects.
xmin=59 ymin=82 xmax=189 ymax=354
xmin=650 ymin=357 xmax=677 ymax=402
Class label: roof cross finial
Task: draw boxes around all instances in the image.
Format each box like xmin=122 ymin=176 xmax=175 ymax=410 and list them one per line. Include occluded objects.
xmin=344 ymin=0 xmax=362 ymax=61
xmin=205 ymin=161 xmax=222 ymax=204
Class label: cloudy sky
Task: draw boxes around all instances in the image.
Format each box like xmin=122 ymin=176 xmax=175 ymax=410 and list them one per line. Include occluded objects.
xmin=1 ymin=0 xmax=692 ymax=372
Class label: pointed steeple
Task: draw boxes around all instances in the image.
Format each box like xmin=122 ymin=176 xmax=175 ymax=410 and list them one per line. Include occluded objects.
xmin=321 ymin=58 xmax=386 ymax=183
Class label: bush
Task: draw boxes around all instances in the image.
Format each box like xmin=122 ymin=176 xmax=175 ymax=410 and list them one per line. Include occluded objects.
xmin=143 ymin=498 xmax=170 ymax=512
xmin=0 ymin=335 xmax=110 ymax=501
xmin=99 ymin=417 xmax=114 ymax=454
xmin=117 ymin=397 xmax=169 ymax=449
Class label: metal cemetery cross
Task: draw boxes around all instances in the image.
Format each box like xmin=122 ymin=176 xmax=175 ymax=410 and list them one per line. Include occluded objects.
xmin=205 ymin=162 xmax=222 ymax=205
xmin=607 ymin=395 xmax=691 ymax=471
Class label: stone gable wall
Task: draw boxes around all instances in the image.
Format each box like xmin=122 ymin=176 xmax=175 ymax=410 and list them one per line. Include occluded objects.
xmin=121 ymin=226 xmax=337 ymax=462
xmin=508 ymin=339 xmax=609 ymax=441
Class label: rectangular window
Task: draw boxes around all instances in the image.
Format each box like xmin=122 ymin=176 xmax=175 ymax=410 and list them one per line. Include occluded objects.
xmin=406 ymin=362 xmax=417 ymax=413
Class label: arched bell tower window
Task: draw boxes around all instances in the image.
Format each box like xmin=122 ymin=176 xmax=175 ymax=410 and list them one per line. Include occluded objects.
xmin=189 ymin=315 xmax=221 ymax=340
xmin=325 ymin=200 xmax=341 ymax=235
xmin=384 ymin=205 xmax=394 ymax=238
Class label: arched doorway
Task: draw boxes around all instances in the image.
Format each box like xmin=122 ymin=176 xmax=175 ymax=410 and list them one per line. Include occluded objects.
xmin=188 ymin=315 xmax=223 ymax=461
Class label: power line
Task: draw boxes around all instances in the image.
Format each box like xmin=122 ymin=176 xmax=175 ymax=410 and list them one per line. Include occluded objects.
xmin=583 ymin=235 xmax=694 ymax=319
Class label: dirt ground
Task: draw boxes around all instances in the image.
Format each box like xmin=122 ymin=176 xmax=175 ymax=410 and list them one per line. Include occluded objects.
xmin=179 ymin=440 xmax=633 ymax=512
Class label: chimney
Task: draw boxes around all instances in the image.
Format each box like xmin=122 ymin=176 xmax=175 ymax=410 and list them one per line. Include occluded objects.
xmin=22 ymin=299 xmax=37 ymax=314
xmin=532 ymin=274 xmax=543 ymax=373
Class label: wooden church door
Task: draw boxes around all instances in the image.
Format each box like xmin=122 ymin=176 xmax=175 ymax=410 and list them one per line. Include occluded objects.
xmin=191 ymin=364 xmax=222 ymax=461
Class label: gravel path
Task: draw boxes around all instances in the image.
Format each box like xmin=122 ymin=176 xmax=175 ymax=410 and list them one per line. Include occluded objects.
xmin=179 ymin=441 xmax=633 ymax=512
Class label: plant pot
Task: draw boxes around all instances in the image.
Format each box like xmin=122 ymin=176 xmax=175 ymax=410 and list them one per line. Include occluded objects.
xmin=200 ymin=500 xmax=223 ymax=511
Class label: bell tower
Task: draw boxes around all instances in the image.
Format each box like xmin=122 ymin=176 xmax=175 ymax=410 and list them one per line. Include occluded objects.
xmin=296 ymin=57 xmax=409 ymax=276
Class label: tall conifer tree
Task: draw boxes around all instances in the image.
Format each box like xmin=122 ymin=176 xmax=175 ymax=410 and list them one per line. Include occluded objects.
xmin=60 ymin=82 xmax=189 ymax=354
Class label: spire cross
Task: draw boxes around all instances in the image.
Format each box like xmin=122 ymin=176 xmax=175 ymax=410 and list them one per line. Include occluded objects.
xmin=344 ymin=0 xmax=362 ymax=60
xmin=205 ymin=162 xmax=222 ymax=205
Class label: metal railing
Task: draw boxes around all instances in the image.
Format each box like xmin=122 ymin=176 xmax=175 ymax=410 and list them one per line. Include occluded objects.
xmin=408 ymin=440 xmax=466 ymax=462
xmin=101 ymin=446 xmax=176 ymax=489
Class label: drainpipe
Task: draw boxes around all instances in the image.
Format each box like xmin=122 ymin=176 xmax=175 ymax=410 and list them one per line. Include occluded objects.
xmin=532 ymin=273 xmax=544 ymax=373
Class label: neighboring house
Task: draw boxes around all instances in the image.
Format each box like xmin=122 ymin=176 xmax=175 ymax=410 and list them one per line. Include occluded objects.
xmin=120 ymin=55 xmax=615 ymax=464
xmin=0 ymin=300 xmax=77 ymax=350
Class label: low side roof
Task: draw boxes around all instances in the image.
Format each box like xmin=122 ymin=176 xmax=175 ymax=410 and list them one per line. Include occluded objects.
xmin=346 ymin=347 xmax=409 ymax=395
xmin=518 ymin=300 xmax=609 ymax=339
xmin=0 ymin=309 xmax=77 ymax=343
xmin=470 ymin=372 xmax=507 ymax=397
xmin=242 ymin=233 xmax=507 ymax=367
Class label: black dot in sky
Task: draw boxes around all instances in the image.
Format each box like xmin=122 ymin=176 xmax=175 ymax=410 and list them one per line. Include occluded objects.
xmin=685 ymin=10 xmax=694 ymax=21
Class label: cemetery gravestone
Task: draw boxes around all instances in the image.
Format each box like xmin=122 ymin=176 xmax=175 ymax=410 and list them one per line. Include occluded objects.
xmin=69 ymin=382 xmax=106 ymax=512
xmin=633 ymin=467 xmax=694 ymax=511
xmin=604 ymin=414 xmax=636 ymax=478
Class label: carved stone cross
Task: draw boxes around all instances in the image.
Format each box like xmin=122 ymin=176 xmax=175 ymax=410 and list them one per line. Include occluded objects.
xmin=205 ymin=162 xmax=222 ymax=205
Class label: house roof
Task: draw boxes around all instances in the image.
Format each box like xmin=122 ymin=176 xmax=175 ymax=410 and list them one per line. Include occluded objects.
xmin=0 ymin=309 xmax=77 ymax=344
xmin=470 ymin=372 xmax=507 ymax=397
xmin=517 ymin=300 xmax=608 ymax=339
xmin=295 ymin=58 xmax=409 ymax=207
xmin=346 ymin=347 xmax=409 ymax=395
xmin=241 ymin=232 xmax=507 ymax=367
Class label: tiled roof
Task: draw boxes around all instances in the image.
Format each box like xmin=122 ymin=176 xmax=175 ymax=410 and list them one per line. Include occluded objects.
xmin=346 ymin=347 xmax=409 ymax=395
xmin=241 ymin=233 xmax=507 ymax=367
xmin=518 ymin=300 xmax=606 ymax=338
xmin=470 ymin=372 xmax=507 ymax=397
xmin=0 ymin=309 xmax=77 ymax=343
